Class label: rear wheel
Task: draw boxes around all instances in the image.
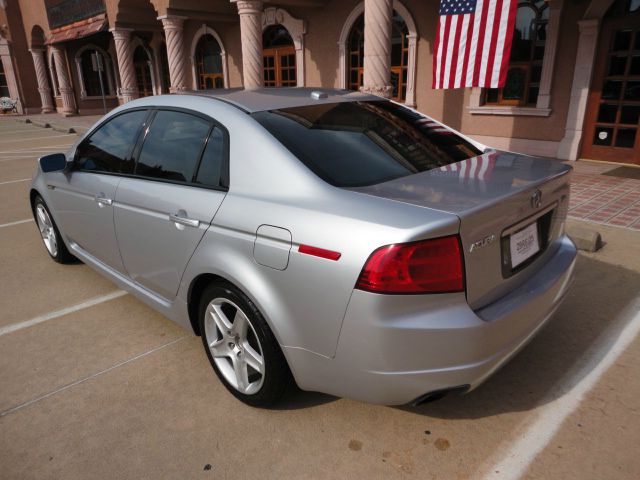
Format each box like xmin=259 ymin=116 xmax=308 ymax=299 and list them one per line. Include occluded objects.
xmin=198 ymin=283 xmax=291 ymax=407
xmin=33 ymin=196 xmax=75 ymax=264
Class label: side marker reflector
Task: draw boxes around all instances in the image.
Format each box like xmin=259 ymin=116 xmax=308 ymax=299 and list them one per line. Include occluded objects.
xmin=298 ymin=244 xmax=341 ymax=261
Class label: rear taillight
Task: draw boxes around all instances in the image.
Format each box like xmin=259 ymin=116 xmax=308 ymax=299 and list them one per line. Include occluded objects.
xmin=355 ymin=235 xmax=465 ymax=294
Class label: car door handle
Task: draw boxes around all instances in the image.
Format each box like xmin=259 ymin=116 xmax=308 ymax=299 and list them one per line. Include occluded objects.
xmin=169 ymin=213 xmax=200 ymax=229
xmin=95 ymin=196 xmax=113 ymax=206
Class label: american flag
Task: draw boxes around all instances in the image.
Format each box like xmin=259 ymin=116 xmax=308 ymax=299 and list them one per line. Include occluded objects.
xmin=438 ymin=151 xmax=498 ymax=188
xmin=432 ymin=0 xmax=518 ymax=89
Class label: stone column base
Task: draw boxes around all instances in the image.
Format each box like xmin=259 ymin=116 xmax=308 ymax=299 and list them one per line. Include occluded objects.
xmin=360 ymin=85 xmax=393 ymax=98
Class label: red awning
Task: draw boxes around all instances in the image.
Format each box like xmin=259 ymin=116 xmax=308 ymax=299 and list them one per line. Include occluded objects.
xmin=46 ymin=14 xmax=107 ymax=45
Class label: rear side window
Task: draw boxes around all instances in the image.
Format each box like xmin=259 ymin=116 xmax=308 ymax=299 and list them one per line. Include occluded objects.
xmin=136 ymin=110 xmax=211 ymax=183
xmin=252 ymin=101 xmax=482 ymax=187
xmin=194 ymin=127 xmax=227 ymax=188
xmin=75 ymin=110 xmax=147 ymax=173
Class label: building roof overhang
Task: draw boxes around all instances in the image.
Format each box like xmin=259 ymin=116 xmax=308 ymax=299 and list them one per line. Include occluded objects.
xmin=46 ymin=13 xmax=107 ymax=45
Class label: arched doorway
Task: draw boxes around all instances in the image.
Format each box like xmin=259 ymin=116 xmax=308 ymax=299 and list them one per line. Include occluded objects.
xmin=195 ymin=34 xmax=224 ymax=89
xmin=133 ymin=45 xmax=153 ymax=97
xmin=263 ymin=25 xmax=296 ymax=87
xmin=582 ymin=0 xmax=640 ymax=164
xmin=346 ymin=11 xmax=409 ymax=102
xmin=158 ymin=41 xmax=171 ymax=93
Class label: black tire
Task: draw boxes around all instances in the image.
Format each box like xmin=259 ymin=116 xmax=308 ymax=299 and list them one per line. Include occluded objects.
xmin=33 ymin=195 xmax=75 ymax=264
xmin=198 ymin=282 xmax=292 ymax=407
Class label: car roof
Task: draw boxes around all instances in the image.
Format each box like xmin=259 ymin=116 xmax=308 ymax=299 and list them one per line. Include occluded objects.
xmin=179 ymin=87 xmax=382 ymax=113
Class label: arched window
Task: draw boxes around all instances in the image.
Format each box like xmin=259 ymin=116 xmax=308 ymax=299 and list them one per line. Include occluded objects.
xmin=0 ymin=60 xmax=9 ymax=97
xmin=79 ymin=49 xmax=113 ymax=96
xmin=484 ymin=0 xmax=549 ymax=106
xmin=347 ymin=15 xmax=364 ymax=92
xmin=263 ymin=25 xmax=296 ymax=87
xmin=133 ymin=46 xmax=153 ymax=97
xmin=195 ymin=34 xmax=223 ymax=89
xmin=346 ymin=11 xmax=409 ymax=102
xmin=391 ymin=12 xmax=409 ymax=102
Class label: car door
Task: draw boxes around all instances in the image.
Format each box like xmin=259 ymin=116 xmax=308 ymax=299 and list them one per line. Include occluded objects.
xmin=47 ymin=109 xmax=149 ymax=273
xmin=114 ymin=109 xmax=228 ymax=300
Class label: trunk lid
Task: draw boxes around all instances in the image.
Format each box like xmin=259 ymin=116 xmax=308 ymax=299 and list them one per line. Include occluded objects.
xmin=349 ymin=150 xmax=572 ymax=310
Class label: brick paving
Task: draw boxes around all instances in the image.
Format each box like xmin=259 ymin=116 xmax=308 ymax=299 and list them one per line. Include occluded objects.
xmin=569 ymin=162 xmax=640 ymax=232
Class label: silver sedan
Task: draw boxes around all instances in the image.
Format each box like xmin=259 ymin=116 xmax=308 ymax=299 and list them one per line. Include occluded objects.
xmin=30 ymin=88 xmax=576 ymax=407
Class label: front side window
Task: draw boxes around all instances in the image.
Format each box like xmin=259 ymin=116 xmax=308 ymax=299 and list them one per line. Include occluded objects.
xmin=135 ymin=110 xmax=211 ymax=183
xmin=252 ymin=101 xmax=482 ymax=187
xmin=484 ymin=0 xmax=549 ymax=106
xmin=75 ymin=110 xmax=148 ymax=173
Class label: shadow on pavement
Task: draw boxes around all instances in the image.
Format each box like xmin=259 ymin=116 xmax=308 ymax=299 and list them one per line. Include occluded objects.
xmin=273 ymin=388 xmax=337 ymax=410
xmin=403 ymin=254 xmax=640 ymax=419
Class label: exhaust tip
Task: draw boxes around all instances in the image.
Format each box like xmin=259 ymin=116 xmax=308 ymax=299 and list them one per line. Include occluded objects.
xmin=411 ymin=385 xmax=470 ymax=407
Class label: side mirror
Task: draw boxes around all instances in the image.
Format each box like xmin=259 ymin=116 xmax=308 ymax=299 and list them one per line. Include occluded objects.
xmin=39 ymin=153 xmax=68 ymax=173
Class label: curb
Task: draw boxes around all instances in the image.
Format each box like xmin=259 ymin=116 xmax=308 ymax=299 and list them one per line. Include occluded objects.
xmin=18 ymin=117 xmax=85 ymax=135
xmin=30 ymin=120 xmax=51 ymax=129
xmin=567 ymin=224 xmax=603 ymax=252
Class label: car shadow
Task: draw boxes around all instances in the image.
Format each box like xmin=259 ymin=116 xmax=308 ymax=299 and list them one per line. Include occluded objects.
xmin=400 ymin=254 xmax=640 ymax=419
xmin=273 ymin=387 xmax=337 ymax=410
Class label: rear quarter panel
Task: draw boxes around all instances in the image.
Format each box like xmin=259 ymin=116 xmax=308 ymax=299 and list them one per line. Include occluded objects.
xmin=177 ymin=112 xmax=461 ymax=359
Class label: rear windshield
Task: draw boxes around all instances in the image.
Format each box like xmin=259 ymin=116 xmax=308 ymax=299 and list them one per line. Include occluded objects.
xmin=252 ymin=101 xmax=482 ymax=187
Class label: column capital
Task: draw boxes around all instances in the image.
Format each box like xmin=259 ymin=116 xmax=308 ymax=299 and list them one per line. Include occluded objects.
xmin=232 ymin=0 xmax=263 ymax=14
xmin=157 ymin=15 xmax=187 ymax=29
xmin=578 ymin=19 xmax=599 ymax=35
xmin=110 ymin=27 xmax=134 ymax=39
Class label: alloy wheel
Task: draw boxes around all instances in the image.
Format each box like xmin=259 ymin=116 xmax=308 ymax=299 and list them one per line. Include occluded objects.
xmin=203 ymin=297 xmax=265 ymax=395
xmin=35 ymin=203 xmax=58 ymax=258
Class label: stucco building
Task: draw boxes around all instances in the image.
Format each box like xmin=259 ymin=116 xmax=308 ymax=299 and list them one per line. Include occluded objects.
xmin=0 ymin=0 xmax=638 ymax=164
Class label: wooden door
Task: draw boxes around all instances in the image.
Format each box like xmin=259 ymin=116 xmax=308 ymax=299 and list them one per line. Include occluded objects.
xmin=263 ymin=46 xmax=296 ymax=87
xmin=134 ymin=61 xmax=153 ymax=97
xmin=582 ymin=17 xmax=640 ymax=164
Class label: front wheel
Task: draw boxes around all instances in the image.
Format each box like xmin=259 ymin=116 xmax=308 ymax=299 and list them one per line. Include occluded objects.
xmin=33 ymin=196 xmax=75 ymax=264
xmin=199 ymin=283 xmax=292 ymax=407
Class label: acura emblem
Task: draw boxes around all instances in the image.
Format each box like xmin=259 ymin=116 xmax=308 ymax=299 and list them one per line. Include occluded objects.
xmin=531 ymin=189 xmax=542 ymax=209
xmin=469 ymin=234 xmax=496 ymax=252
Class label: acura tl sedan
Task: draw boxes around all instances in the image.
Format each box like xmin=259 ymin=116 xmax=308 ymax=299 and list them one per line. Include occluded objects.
xmin=30 ymin=88 xmax=576 ymax=407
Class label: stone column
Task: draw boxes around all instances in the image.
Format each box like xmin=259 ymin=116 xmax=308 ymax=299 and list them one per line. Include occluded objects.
xmin=51 ymin=45 xmax=77 ymax=116
xmin=361 ymin=0 xmax=393 ymax=98
xmin=557 ymin=19 xmax=599 ymax=160
xmin=111 ymin=28 xmax=138 ymax=103
xmin=29 ymin=48 xmax=55 ymax=113
xmin=536 ymin=0 xmax=564 ymax=110
xmin=233 ymin=0 xmax=263 ymax=89
xmin=159 ymin=15 xmax=188 ymax=92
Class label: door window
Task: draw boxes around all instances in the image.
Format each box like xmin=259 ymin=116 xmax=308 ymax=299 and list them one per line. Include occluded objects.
xmin=75 ymin=109 xmax=148 ymax=173
xmin=194 ymin=127 xmax=227 ymax=188
xmin=135 ymin=110 xmax=211 ymax=183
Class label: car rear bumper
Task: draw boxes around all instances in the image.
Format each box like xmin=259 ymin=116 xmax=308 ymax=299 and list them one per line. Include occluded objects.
xmin=287 ymin=235 xmax=577 ymax=405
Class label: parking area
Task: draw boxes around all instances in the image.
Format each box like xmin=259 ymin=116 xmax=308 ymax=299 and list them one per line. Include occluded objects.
xmin=1 ymin=117 xmax=639 ymax=480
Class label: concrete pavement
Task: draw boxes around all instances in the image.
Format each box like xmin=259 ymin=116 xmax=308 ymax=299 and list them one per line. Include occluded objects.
xmin=1 ymin=118 xmax=639 ymax=480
